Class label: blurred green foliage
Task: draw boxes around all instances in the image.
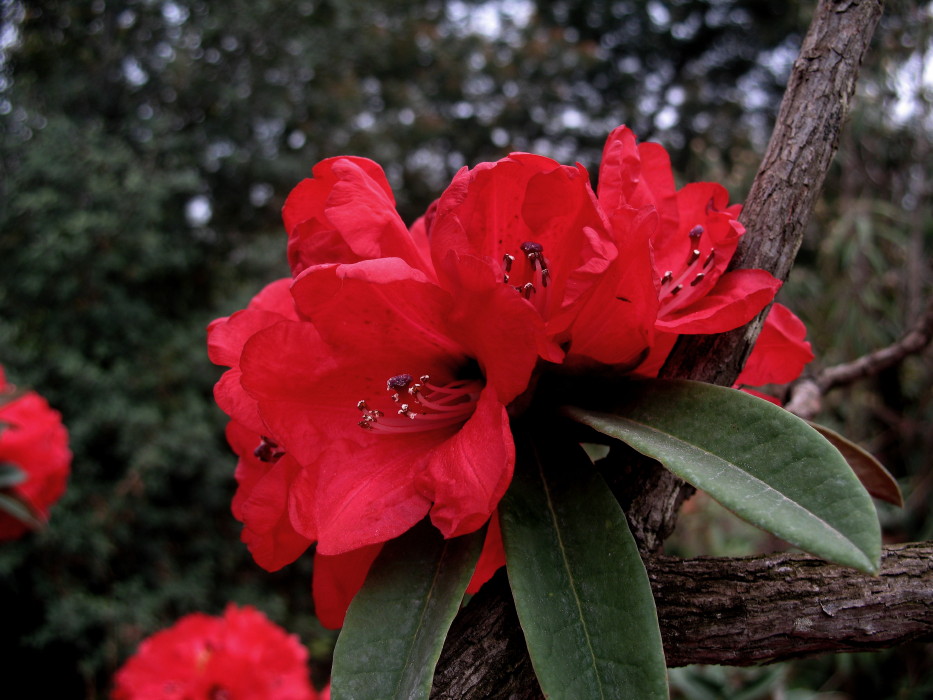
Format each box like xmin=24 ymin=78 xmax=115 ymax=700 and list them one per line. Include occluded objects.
xmin=0 ymin=0 xmax=929 ymax=697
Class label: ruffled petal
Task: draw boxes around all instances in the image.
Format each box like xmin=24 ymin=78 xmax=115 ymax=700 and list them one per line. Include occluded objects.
xmin=283 ymin=157 xmax=431 ymax=276
xmin=226 ymin=422 xmax=312 ymax=571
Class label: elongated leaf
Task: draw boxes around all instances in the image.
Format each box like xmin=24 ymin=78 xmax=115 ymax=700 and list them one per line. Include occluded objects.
xmin=808 ymin=421 xmax=903 ymax=507
xmin=0 ymin=492 xmax=45 ymax=530
xmin=500 ymin=433 xmax=668 ymax=700
xmin=330 ymin=519 xmax=485 ymax=700
xmin=565 ymin=379 xmax=880 ymax=574
xmin=0 ymin=462 xmax=27 ymax=489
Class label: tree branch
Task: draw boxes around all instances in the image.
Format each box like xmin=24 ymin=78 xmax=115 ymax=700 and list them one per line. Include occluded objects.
xmin=432 ymin=543 xmax=933 ymax=696
xmin=786 ymin=296 xmax=933 ymax=419
xmin=652 ymin=542 xmax=933 ymax=667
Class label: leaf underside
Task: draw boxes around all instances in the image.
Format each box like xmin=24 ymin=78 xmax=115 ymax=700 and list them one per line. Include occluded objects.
xmin=565 ymin=378 xmax=881 ymax=574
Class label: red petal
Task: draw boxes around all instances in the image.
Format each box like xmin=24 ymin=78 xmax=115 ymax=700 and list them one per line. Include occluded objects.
xmin=466 ymin=510 xmax=505 ymax=594
xmin=310 ymin=436 xmax=435 ymax=554
xmin=421 ymin=388 xmax=514 ymax=538
xmin=739 ymin=303 xmax=814 ymax=386
xmin=283 ymin=157 xmax=430 ymax=276
xmin=655 ymin=269 xmax=780 ymax=334
xmin=566 ymin=207 xmax=659 ymax=366
xmin=312 ymin=544 xmax=383 ymax=629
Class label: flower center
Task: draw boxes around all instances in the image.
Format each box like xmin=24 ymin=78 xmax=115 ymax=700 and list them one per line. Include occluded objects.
xmin=502 ymin=241 xmax=550 ymax=316
xmin=357 ymin=373 xmax=483 ymax=434
xmin=658 ymin=224 xmax=718 ymax=316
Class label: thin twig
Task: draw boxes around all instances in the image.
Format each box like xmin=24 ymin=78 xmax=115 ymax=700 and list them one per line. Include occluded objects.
xmin=786 ymin=296 xmax=933 ymax=419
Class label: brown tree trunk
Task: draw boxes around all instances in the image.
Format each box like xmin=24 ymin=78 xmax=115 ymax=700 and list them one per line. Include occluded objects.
xmin=431 ymin=1 xmax=893 ymax=697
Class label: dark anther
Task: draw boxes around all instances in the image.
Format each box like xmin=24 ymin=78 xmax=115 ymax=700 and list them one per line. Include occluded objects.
xmin=386 ymin=374 xmax=414 ymax=392
xmin=685 ymin=248 xmax=701 ymax=265
xmin=661 ymin=270 xmax=674 ymax=285
xmin=670 ymin=284 xmax=684 ymax=296
xmin=690 ymin=273 xmax=705 ymax=286
xmin=254 ymin=437 xmax=285 ymax=463
xmin=703 ymin=250 xmax=716 ymax=268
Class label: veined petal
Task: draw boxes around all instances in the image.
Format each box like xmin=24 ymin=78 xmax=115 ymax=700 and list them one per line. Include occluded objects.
xmin=655 ymin=269 xmax=781 ymax=334
xmin=311 ymin=436 xmax=436 ymax=555
xmin=565 ymin=207 xmax=659 ymax=366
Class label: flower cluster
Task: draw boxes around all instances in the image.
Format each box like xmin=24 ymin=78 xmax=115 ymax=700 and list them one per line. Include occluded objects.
xmin=208 ymin=126 xmax=812 ymax=627
xmin=111 ymin=604 xmax=325 ymax=700
xmin=0 ymin=365 xmax=71 ymax=540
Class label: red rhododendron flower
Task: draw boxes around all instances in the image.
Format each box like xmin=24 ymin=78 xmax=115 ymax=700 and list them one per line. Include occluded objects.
xmin=209 ymin=128 xmax=814 ymax=629
xmin=597 ymin=126 xmax=783 ymax=374
xmin=211 ymin=150 xmax=655 ymax=625
xmin=0 ymin=366 xmax=71 ymax=540
xmin=112 ymin=604 xmax=323 ymax=700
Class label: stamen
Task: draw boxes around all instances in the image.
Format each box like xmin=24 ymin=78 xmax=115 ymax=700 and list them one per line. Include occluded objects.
xmin=357 ymin=373 xmax=484 ymax=434
xmin=690 ymin=273 xmax=705 ymax=286
xmin=704 ymin=250 xmax=716 ymax=268
xmin=661 ymin=270 xmax=674 ymax=285
xmin=502 ymin=254 xmax=514 ymax=283
xmin=685 ymin=248 xmax=701 ymax=266
xmin=670 ymin=284 xmax=684 ymax=296
xmin=520 ymin=282 xmax=535 ymax=299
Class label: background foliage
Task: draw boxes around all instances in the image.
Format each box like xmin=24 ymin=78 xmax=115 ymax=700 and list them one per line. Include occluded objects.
xmin=0 ymin=0 xmax=929 ymax=697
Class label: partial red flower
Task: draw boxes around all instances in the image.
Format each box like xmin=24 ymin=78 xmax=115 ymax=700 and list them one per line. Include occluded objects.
xmin=111 ymin=604 xmax=322 ymax=700
xmin=597 ymin=126 xmax=782 ymax=374
xmin=738 ymin=302 xmax=815 ymax=388
xmin=0 ymin=366 xmax=71 ymax=540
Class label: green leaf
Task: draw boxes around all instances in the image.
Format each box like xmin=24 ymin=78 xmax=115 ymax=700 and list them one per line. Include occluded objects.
xmin=0 ymin=491 xmax=45 ymax=531
xmin=330 ymin=519 xmax=485 ymax=700
xmin=565 ymin=379 xmax=881 ymax=573
xmin=500 ymin=433 xmax=669 ymax=700
xmin=0 ymin=462 xmax=27 ymax=489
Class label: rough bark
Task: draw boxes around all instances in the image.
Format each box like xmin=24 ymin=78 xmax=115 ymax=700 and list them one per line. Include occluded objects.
xmin=651 ymin=542 xmax=933 ymax=666
xmin=431 ymin=1 xmax=894 ymax=697
xmin=633 ymin=0 xmax=887 ymax=551
xmin=432 ymin=543 xmax=933 ymax=697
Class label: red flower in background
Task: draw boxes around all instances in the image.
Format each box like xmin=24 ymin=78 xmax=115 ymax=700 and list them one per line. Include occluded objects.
xmin=111 ymin=604 xmax=324 ymax=700
xmin=0 ymin=366 xmax=71 ymax=540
